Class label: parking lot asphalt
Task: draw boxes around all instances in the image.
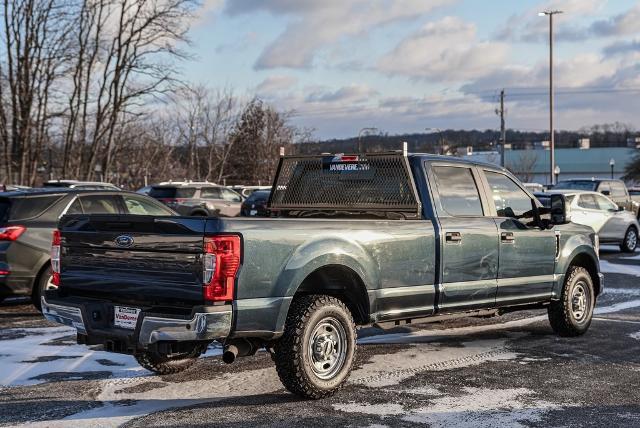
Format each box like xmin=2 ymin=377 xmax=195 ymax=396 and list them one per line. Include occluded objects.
xmin=0 ymin=247 xmax=639 ymax=427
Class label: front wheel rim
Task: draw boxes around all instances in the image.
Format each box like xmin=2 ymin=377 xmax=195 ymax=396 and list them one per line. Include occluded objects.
xmin=571 ymin=282 xmax=590 ymax=323
xmin=626 ymin=229 xmax=637 ymax=250
xmin=307 ymin=317 xmax=348 ymax=380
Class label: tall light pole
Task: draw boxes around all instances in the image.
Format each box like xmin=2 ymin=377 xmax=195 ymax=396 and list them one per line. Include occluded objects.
xmin=539 ymin=10 xmax=562 ymax=186
xmin=357 ymin=127 xmax=378 ymax=153
xmin=610 ymin=158 xmax=615 ymax=179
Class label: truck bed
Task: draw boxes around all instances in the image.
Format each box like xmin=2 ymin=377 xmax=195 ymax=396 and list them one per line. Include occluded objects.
xmin=57 ymin=214 xmax=437 ymax=329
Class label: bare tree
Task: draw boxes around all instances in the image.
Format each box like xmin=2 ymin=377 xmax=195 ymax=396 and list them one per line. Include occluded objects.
xmin=508 ymin=150 xmax=539 ymax=183
xmin=0 ymin=0 xmax=72 ymax=185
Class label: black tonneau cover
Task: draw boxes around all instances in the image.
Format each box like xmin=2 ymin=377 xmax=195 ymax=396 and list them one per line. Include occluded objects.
xmin=268 ymin=152 xmax=421 ymax=218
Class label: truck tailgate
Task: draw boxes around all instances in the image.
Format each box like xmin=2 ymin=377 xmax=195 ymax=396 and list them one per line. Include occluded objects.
xmin=58 ymin=215 xmax=208 ymax=309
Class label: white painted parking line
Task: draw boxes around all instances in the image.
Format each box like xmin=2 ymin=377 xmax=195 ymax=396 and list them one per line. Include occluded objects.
xmin=593 ymin=317 xmax=640 ymax=325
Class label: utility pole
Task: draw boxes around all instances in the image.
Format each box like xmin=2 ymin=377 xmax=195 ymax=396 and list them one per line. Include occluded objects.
xmin=540 ymin=10 xmax=563 ymax=185
xmin=497 ymin=89 xmax=506 ymax=167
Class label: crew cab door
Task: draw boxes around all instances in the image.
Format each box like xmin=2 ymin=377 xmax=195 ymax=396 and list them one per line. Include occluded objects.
xmin=427 ymin=163 xmax=499 ymax=312
xmin=480 ymin=170 xmax=556 ymax=305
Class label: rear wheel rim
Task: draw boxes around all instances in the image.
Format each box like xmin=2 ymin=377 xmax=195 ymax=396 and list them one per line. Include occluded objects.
xmin=44 ymin=275 xmax=58 ymax=291
xmin=626 ymin=229 xmax=637 ymax=250
xmin=571 ymin=281 xmax=590 ymax=323
xmin=307 ymin=317 xmax=347 ymax=380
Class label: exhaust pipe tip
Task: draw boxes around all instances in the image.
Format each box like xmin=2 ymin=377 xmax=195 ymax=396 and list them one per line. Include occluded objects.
xmin=222 ymin=344 xmax=238 ymax=364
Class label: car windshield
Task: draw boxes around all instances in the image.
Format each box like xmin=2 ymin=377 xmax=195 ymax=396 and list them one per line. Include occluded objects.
xmin=554 ymin=181 xmax=598 ymax=191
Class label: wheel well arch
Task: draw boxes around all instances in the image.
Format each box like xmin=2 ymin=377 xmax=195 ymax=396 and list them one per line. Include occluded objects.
xmin=568 ymin=253 xmax=601 ymax=295
xmin=294 ymin=264 xmax=370 ymax=325
xmin=31 ymin=259 xmax=51 ymax=295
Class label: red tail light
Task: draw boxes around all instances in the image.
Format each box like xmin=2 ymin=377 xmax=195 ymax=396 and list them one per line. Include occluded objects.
xmin=0 ymin=270 xmax=9 ymax=275
xmin=203 ymin=235 xmax=241 ymax=302
xmin=51 ymin=230 xmax=61 ymax=286
xmin=0 ymin=225 xmax=26 ymax=241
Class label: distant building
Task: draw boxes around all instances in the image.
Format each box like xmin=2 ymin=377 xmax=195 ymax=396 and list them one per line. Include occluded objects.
xmin=464 ymin=147 xmax=638 ymax=185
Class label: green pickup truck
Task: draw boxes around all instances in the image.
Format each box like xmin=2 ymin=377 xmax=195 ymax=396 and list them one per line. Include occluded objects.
xmin=43 ymin=151 xmax=602 ymax=399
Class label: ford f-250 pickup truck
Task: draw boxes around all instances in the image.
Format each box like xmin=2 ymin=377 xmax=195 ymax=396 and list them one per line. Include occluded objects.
xmin=42 ymin=151 xmax=603 ymax=399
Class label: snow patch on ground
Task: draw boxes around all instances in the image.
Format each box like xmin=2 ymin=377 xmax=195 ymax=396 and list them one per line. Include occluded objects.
xmin=333 ymin=402 xmax=404 ymax=416
xmin=630 ymin=331 xmax=640 ymax=341
xmin=0 ymin=327 xmax=222 ymax=387
xmin=600 ymin=260 xmax=640 ymax=277
xmin=0 ymin=327 xmax=143 ymax=387
xmin=351 ymin=339 xmax=516 ymax=388
xmin=404 ymin=387 xmax=560 ymax=427
xmin=595 ymin=299 xmax=640 ymax=315
xmin=335 ymin=387 xmax=561 ymax=427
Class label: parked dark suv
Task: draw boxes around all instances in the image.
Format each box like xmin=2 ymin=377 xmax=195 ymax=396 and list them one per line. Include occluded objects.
xmin=0 ymin=189 xmax=174 ymax=308
xmin=149 ymin=182 xmax=244 ymax=217
xmin=554 ymin=178 xmax=640 ymax=218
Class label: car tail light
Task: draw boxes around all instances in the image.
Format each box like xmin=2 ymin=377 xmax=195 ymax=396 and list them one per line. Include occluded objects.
xmin=0 ymin=225 xmax=26 ymax=241
xmin=203 ymin=235 xmax=241 ymax=302
xmin=0 ymin=270 xmax=9 ymax=275
xmin=51 ymin=230 xmax=61 ymax=286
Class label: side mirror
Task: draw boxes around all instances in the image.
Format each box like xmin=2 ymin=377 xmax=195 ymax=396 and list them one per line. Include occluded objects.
xmin=550 ymin=194 xmax=571 ymax=224
xmin=601 ymin=190 xmax=610 ymax=196
xmin=617 ymin=205 xmax=625 ymax=212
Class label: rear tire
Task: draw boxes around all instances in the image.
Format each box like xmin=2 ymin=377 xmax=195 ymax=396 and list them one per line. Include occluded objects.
xmin=135 ymin=348 xmax=201 ymax=375
xmin=273 ymin=295 xmax=356 ymax=399
xmin=548 ymin=266 xmax=595 ymax=337
xmin=620 ymin=226 xmax=638 ymax=253
xmin=32 ymin=266 xmax=55 ymax=312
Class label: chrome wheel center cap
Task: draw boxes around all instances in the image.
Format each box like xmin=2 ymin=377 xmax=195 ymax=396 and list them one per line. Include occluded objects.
xmin=313 ymin=335 xmax=335 ymax=361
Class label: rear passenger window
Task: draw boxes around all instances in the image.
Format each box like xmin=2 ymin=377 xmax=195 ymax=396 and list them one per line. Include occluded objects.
xmin=9 ymin=195 xmax=63 ymax=220
xmin=200 ymin=187 xmax=223 ymax=199
xmin=485 ymin=172 xmax=534 ymax=219
xmin=79 ymin=195 xmax=120 ymax=214
xmin=432 ymin=166 xmax=483 ymax=216
xmin=578 ymin=194 xmax=599 ymax=210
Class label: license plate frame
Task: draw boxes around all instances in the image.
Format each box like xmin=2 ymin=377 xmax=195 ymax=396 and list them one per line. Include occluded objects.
xmin=249 ymin=210 xmax=257 ymax=216
xmin=114 ymin=306 xmax=141 ymax=330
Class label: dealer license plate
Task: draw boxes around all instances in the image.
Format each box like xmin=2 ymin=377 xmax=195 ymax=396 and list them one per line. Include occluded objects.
xmin=114 ymin=306 xmax=141 ymax=330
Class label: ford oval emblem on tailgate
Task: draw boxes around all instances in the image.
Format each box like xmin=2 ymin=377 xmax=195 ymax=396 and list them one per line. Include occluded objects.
xmin=114 ymin=235 xmax=134 ymax=248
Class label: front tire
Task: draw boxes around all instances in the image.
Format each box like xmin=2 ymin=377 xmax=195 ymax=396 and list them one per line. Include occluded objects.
xmin=620 ymin=226 xmax=638 ymax=253
xmin=274 ymin=295 xmax=356 ymax=399
xmin=135 ymin=347 xmax=201 ymax=375
xmin=548 ymin=266 xmax=595 ymax=337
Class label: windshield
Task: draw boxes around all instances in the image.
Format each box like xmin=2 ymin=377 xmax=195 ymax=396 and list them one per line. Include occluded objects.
xmin=554 ymin=181 xmax=598 ymax=191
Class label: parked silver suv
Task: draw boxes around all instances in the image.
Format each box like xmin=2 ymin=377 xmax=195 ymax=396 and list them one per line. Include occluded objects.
xmin=148 ymin=182 xmax=244 ymax=217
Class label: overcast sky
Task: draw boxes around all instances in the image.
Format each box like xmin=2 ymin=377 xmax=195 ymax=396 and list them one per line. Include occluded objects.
xmin=184 ymin=0 xmax=640 ymax=139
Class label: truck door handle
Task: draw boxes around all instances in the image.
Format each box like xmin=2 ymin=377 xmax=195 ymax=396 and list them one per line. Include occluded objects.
xmin=445 ymin=232 xmax=462 ymax=243
xmin=501 ymin=232 xmax=515 ymax=243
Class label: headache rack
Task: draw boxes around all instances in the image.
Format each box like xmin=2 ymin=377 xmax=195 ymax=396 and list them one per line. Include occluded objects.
xmin=268 ymin=150 xmax=422 ymax=219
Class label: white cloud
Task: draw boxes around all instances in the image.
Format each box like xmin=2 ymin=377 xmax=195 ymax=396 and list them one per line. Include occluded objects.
xmin=377 ymin=17 xmax=508 ymax=81
xmin=497 ymin=1 xmax=640 ymax=43
xmin=306 ymin=84 xmax=379 ymax=103
xmin=255 ymin=75 xmax=298 ymax=95
xmin=223 ymin=0 xmax=455 ymax=69
xmin=590 ymin=3 xmax=640 ymax=36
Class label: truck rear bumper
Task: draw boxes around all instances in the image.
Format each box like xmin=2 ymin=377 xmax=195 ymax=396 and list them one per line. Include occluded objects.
xmin=41 ymin=295 xmax=232 ymax=350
